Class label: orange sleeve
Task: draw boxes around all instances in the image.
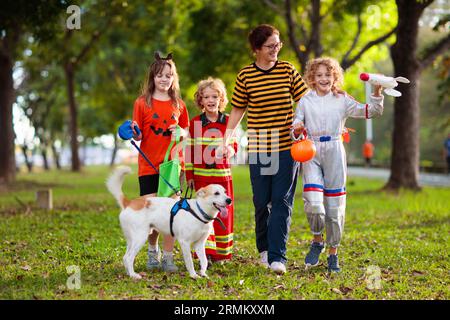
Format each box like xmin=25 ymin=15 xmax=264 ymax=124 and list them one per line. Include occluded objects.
xmin=132 ymin=98 xmax=143 ymax=134
xmin=178 ymin=100 xmax=190 ymax=129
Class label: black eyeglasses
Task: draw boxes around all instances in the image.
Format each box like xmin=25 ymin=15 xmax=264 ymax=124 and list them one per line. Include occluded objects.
xmin=263 ymin=42 xmax=283 ymax=50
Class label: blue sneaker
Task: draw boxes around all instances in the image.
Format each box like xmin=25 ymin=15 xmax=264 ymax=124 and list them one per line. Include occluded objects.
xmin=146 ymin=248 xmax=161 ymax=270
xmin=305 ymin=242 xmax=324 ymax=267
xmin=327 ymin=254 xmax=341 ymax=273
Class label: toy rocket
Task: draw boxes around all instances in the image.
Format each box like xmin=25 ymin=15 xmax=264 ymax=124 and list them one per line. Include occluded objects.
xmin=360 ymin=73 xmax=410 ymax=97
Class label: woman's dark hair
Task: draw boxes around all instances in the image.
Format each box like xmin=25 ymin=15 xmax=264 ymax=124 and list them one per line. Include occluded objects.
xmin=248 ymin=24 xmax=280 ymax=52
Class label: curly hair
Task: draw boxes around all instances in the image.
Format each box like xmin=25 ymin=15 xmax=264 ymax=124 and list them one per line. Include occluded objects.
xmin=194 ymin=77 xmax=228 ymax=112
xmin=304 ymin=57 xmax=344 ymax=95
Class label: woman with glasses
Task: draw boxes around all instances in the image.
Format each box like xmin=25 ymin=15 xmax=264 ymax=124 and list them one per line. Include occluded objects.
xmin=220 ymin=24 xmax=308 ymax=274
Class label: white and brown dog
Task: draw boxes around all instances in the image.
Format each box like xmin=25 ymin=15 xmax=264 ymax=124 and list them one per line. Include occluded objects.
xmin=106 ymin=166 xmax=231 ymax=279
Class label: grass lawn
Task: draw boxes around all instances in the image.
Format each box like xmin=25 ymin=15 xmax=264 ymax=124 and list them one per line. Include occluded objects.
xmin=0 ymin=165 xmax=449 ymax=300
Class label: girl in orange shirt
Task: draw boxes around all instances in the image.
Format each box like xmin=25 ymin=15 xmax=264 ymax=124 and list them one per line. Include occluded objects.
xmin=131 ymin=52 xmax=189 ymax=273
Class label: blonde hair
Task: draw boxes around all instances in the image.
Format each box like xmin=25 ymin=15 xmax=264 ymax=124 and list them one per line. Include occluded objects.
xmin=141 ymin=54 xmax=181 ymax=109
xmin=194 ymin=77 xmax=228 ymax=112
xmin=304 ymin=57 xmax=344 ymax=95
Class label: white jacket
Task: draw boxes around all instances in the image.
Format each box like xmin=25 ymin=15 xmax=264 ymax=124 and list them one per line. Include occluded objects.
xmin=292 ymin=90 xmax=384 ymax=139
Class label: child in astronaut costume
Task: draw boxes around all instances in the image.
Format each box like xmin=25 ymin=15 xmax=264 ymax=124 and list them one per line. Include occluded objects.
xmin=291 ymin=57 xmax=384 ymax=272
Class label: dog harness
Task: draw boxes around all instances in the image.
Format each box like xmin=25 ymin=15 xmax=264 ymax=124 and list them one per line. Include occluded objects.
xmin=169 ymin=198 xmax=226 ymax=237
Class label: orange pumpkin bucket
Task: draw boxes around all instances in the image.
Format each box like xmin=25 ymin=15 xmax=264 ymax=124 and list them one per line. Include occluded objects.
xmin=291 ymin=138 xmax=316 ymax=163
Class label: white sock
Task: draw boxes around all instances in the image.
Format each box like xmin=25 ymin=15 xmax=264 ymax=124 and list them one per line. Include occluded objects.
xmin=148 ymin=244 xmax=158 ymax=252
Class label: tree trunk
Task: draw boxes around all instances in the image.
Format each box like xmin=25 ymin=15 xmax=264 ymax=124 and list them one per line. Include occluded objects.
xmin=65 ymin=63 xmax=81 ymax=172
xmin=285 ymin=0 xmax=308 ymax=69
xmin=0 ymin=39 xmax=17 ymax=185
xmin=51 ymin=142 xmax=61 ymax=170
xmin=109 ymin=134 xmax=118 ymax=167
xmin=21 ymin=144 xmax=33 ymax=173
xmin=385 ymin=0 xmax=429 ymax=191
xmin=309 ymin=0 xmax=323 ymax=58
xmin=41 ymin=146 xmax=50 ymax=170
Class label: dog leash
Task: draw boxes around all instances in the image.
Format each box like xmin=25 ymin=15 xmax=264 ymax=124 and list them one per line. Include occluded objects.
xmin=117 ymin=120 xmax=180 ymax=196
xmin=130 ymin=140 xmax=180 ymax=196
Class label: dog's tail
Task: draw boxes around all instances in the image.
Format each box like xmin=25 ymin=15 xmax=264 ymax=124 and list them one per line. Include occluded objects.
xmin=106 ymin=166 xmax=132 ymax=210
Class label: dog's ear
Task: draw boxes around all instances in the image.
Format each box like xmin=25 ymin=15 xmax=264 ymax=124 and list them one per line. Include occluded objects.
xmin=196 ymin=187 xmax=206 ymax=198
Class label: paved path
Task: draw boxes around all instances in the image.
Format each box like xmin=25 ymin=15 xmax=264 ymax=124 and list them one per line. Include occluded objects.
xmin=347 ymin=166 xmax=450 ymax=187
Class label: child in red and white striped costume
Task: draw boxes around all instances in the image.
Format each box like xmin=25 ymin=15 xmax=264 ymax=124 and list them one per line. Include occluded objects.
xmin=186 ymin=77 xmax=237 ymax=263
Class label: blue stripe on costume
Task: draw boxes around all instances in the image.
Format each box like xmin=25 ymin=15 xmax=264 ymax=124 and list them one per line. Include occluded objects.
xmin=324 ymin=187 xmax=346 ymax=194
xmin=304 ymin=184 xmax=324 ymax=190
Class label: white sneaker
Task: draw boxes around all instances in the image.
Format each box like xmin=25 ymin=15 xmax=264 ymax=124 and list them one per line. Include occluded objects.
xmin=270 ymin=261 xmax=286 ymax=274
xmin=260 ymin=251 xmax=269 ymax=268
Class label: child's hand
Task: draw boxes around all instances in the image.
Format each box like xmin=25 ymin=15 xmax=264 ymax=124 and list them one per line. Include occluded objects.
xmin=168 ymin=125 xmax=187 ymax=140
xmin=187 ymin=179 xmax=195 ymax=189
xmin=226 ymin=145 xmax=236 ymax=159
xmin=131 ymin=121 xmax=142 ymax=140
xmin=291 ymin=121 xmax=305 ymax=137
xmin=215 ymin=145 xmax=227 ymax=159
xmin=373 ymin=84 xmax=383 ymax=97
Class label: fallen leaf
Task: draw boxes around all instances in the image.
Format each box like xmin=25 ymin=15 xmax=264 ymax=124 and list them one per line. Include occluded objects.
xmin=339 ymin=286 xmax=353 ymax=295
xmin=274 ymin=284 xmax=286 ymax=290
xmin=412 ymin=270 xmax=425 ymax=276
xmin=331 ymin=288 xmax=342 ymax=294
xmin=207 ymin=280 xmax=215 ymax=288
xmin=98 ymin=289 xmax=105 ymax=299
xmin=239 ymin=279 xmax=244 ymax=285
xmin=148 ymin=284 xmax=162 ymax=290
xmin=21 ymin=265 xmax=31 ymax=271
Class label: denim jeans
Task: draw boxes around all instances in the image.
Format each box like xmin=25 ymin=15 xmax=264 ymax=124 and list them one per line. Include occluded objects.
xmin=249 ymin=150 xmax=299 ymax=264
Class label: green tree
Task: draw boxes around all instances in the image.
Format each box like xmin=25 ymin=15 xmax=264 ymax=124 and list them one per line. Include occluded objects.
xmin=0 ymin=0 xmax=63 ymax=184
xmin=386 ymin=0 xmax=450 ymax=190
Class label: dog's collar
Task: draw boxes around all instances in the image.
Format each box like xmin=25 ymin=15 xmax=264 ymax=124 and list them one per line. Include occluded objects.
xmin=195 ymin=201 xmax=214 ymax=221
xmin=196 ymin=201 xmax=227 ymax=232
xmin=169 ymin=198 xmax=226 ymax=237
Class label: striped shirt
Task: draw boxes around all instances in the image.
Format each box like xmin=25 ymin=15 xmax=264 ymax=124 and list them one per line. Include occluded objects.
xmin=231 ymin=60 xmax=307 ymax=153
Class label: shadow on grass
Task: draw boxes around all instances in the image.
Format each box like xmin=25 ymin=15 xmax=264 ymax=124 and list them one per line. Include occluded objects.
xmin=0 ymin=180 xmax=71 ymax=194
xmin=396 ymin=215 xmax=450 ymax=230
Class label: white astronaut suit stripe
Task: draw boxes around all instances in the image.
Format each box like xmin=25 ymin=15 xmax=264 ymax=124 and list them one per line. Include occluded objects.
xmin=292 ymin=90 xmax=384 ymax=247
